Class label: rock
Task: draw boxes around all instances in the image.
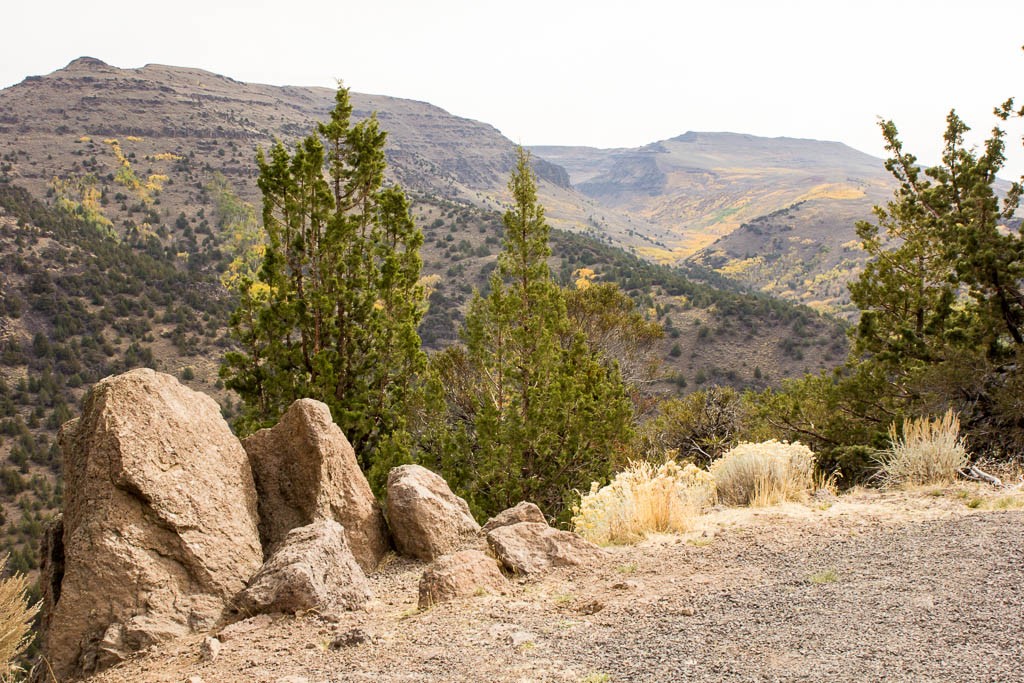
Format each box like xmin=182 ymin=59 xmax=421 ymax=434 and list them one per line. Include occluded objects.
xmin=199 ymin=636 xmax=221 ymax=663
xmin=38 ymin=369 xmax=262 ymax=681
xmin=386 ymin=465 xmax=480 ymax=560
xmin=233 ymin=520 xmax=372 ymax=619
xmin=481 ymin=501 xmax=547 ymax=533
xmin=329 ymin=627 xmax=376 ymax=648
xmin=507 ymin=631 xmax=537 ymax=648
xmin=242 ymin=399 xmax=389 ymax=571
xmin=418 ymin=549 xmax=506 ymax=609
xmin=486 ymin=522 xmax=607 ymax=576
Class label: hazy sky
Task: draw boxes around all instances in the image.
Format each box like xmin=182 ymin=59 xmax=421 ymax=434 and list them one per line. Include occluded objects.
xmin=4 ymin=0 xmax=1023 ymax=177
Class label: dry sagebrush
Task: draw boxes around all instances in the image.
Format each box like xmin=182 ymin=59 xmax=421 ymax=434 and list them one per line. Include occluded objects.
xmin=877 ymin=410 xmax=967 ymax=488
xmin=572 ymin=460 xmax=716 ymax=544
xmin=710 ymin=440 xmax=815 ymax=506
xmin=0 ymin=555 xmax=40 ymax=680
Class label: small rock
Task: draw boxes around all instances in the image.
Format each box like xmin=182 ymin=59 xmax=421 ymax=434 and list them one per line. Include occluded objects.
xmin=481 ymin=501 xmax=547 ymax=533
xmin=386 ymin=465 xmax=480 ymax=560
xmin=418 ymin=549 xmax=506 ymax=609
xmin=680 ymin=606 xmax=696 ymax=616
xmin=199 ymin=636 xmax=221 ymax=663
xmin=507 ymin=631 xmax=537 ymax=648
xmin=330 ymin=627 xmax=376 ymax=649
xmin=486 ymin=522 xmax=607 ymax=576
xmin=576 ymin=600 xmax=604 ymax=615
xmin=612 ymin=580 xmax=639 ymax=591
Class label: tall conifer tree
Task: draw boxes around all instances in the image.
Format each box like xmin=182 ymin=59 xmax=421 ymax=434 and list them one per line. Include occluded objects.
xmin=428 ymin=148 xmax=633 ymax=520
xmin=221 ymin=85 xmax=426 ymax=472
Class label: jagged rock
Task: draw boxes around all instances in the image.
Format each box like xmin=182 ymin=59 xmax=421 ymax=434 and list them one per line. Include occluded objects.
xmin=233 ymin=520 xmax=372 ymax=619
xmin=37 ymin=369 xmax=262 ymax=682
xmin=242 ymin=399 xmax=389 ymax=571
xmin=486 ymin=522 xmax=607 ymax=576
xmin=481 ymin=501 xmax=547 ymax=533
xmin=386 ymin=465 xmax=480 ymax=561
xmin=199 ymin=636 xmax=221 ymax=663
xmin=418 ymin=549 xmax=507 ymax=609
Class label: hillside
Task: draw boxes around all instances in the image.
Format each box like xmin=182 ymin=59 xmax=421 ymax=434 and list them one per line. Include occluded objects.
xmin=532 ymin=133 xmax=895 ymax=312
xmin=85 ymin=488 xmax=1024 ymax=683
xmin=0 ymin=59 xmax=850 ymax=582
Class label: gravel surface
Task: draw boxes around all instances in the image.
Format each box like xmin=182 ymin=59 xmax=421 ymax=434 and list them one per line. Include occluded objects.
xmin=87 ymin=488 xmax=1024 ymax=683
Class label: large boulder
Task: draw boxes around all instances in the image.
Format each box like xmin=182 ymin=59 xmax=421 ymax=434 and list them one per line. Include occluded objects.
xmin=418 ymin=549 xmax=507 ymax=609
xmin=233 ymin=520 xmax=373 ymax=619
xmin=38 ymin=369 xmax=263 ymax=681
xmin=242 ymin=399 xmax=389 ymax=571
xmin=486 ymin=522 xmax=607 ymax=576
xmin=386 ymin=465 xmax=480 ymax=561
xmin=481 ymin=501 xmax=547 ymax=533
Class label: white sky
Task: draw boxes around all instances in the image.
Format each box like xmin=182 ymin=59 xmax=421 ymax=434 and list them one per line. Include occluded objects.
xmin=4 ymin=0 xmax=1024 ymax=177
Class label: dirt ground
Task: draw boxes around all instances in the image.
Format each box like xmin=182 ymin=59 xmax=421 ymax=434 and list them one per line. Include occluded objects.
xmin=85 ymin=485 xmax=1024 ymax=683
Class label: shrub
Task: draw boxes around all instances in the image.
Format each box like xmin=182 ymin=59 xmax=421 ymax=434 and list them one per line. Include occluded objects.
xmin=572 ymin=460 xmax=715 ymax=544
xmin=710 ymin=440 xmax=815 ymax=506
xmin=876 ymin=410 xmax=967 ymax=488
xmin=0 ymin=554 xmax=40 ymax=677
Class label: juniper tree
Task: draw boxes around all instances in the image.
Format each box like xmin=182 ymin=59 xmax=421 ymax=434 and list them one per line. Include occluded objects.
xmin=425 ymin=149 xmax=633 ymax=521
xmin=221 ymin=85 xmax=426 ymax=472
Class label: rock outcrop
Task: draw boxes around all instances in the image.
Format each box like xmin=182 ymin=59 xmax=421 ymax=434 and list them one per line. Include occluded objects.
xmin=386 ymin=465 xmax=480 ymax=560
xmin=486 ymin=522 xmax=607 ymax=576
xmin=242 ymin=399 xmax=389 ymax=571
xmin=481 ymin=501 xmax=547 ymax=533
xmin=418 ymin=549 xmax=507 ymax=609
xmin=233 ymin=520 xmax=373 ymax=619
xmin=38 ymin=369 xmax=263 ymax=681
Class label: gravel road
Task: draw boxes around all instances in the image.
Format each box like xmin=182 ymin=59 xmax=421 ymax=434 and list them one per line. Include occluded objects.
xmin=89 ymin=489 xmax=1024 ymax=683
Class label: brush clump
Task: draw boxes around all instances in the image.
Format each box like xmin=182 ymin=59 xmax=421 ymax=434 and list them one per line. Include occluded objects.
xmin=572 ymin=460 xmax=715 ymax=544
xmin=710 ymin=440 xmax=815 ymax=506
xmin=877 ymin=410 xmax=967 ymax=488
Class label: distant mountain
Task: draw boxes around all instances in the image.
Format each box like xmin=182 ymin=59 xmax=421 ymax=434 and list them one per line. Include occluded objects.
xmin=532 ymin=132 xmax=896 ymax=312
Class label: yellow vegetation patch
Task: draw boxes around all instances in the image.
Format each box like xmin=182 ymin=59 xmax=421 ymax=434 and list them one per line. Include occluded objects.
xmin=797 ymin=183 xmax=865 ymax=202
xmin=125 ymin=135 xmax=143 ymax=142
xmin=76 ymin=135 xmax=91 ymax=143
xmin=635 ymin=245 xmax=682 ymax=264
xmin=717 ymin=256 xmax=764 ymax=276
xmin=150 ymin=152 xmax=183 ymax=161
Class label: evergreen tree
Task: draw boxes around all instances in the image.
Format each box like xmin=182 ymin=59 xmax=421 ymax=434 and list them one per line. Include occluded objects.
xmin=221 ymin=85 xmax=426 ymax=472
xmin=424 ymin=149 xmax=634 ymax=521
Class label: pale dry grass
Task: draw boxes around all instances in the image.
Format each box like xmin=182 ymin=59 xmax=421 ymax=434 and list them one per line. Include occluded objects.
xmin=878 ymin=410 xmax=967 ymax=488
xmin=711 ymin=440 xmax=815 ymax=506
xmin=0 ymin=555 xmax=40 ymax=680
xmin=572 ymin=460 xmax=716 ymax=544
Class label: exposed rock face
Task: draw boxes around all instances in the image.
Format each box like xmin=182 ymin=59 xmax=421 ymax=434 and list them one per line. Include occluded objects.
xmin=386 ymin=465 xmax=480 ymax=561
xmin=233 ymin=520 xmax=373 ymax=619
xmin=481 ymin=502 xmax=547 ymax=533
xmin=486 ymin=522 xmax=607 ymax=576
xmin=242 ymin=399 xmax=389 ymax=571
xmin=418 ymin=549 xmax=507 ymax=609
xmin=39 ymin=369 xmax=263 ymax=681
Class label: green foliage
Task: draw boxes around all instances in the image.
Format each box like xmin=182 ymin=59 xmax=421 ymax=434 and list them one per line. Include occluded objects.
xmin=417 ymin=150 xmax=634 ymax=521
xmin=637 ymin=386 xmax=757 ymax=467
xmin=221 ymin=85 xmax=426 ymax=474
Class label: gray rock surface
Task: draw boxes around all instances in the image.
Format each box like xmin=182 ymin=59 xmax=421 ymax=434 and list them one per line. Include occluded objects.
xmin=386 ymin=465 xmax=480 ymax=560
xmin=481 ymin=501 xmax=547 ymax=533
xmin=38 ymin=369 xmax=262 ymax=681
xmin=418 ymin=549 xmax=507 ymax=609
xmin=486 ymin=522 xmax=607 ymax=576
xmin=242 ymin=399 xmax=389 ymax=571
xmin=233 ymin=520 xmax=373 ymax=619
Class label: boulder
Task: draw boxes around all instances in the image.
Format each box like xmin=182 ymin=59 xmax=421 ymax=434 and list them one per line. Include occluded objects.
xmin=418 ymin=549 xmax=507 ymax=609
xmin=38 ymin=369 xmax=263 ymax=681
xmin=481 ymin=501 xmax=547 ymax=533
xmin=386 ymin=465 xmax=480 ymax=561
xmin=486 ymin=522 xmax=607 ymax=576
xmin=233 ymin=520 xmax=372 ymax=619
xmin=242 ymin=399 xmax=389 ymax=571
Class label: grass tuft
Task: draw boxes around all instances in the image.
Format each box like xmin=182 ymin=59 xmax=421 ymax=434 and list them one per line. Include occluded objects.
xmin=572 ymin=460 xmax=715 ymax=545
xmin=877 ymin=410 xmax=967 ymax=488
xmin=0 ymin=554 xmax=40 ymax=679
xmin=710 ymin=440 xmax=815 ymax=506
